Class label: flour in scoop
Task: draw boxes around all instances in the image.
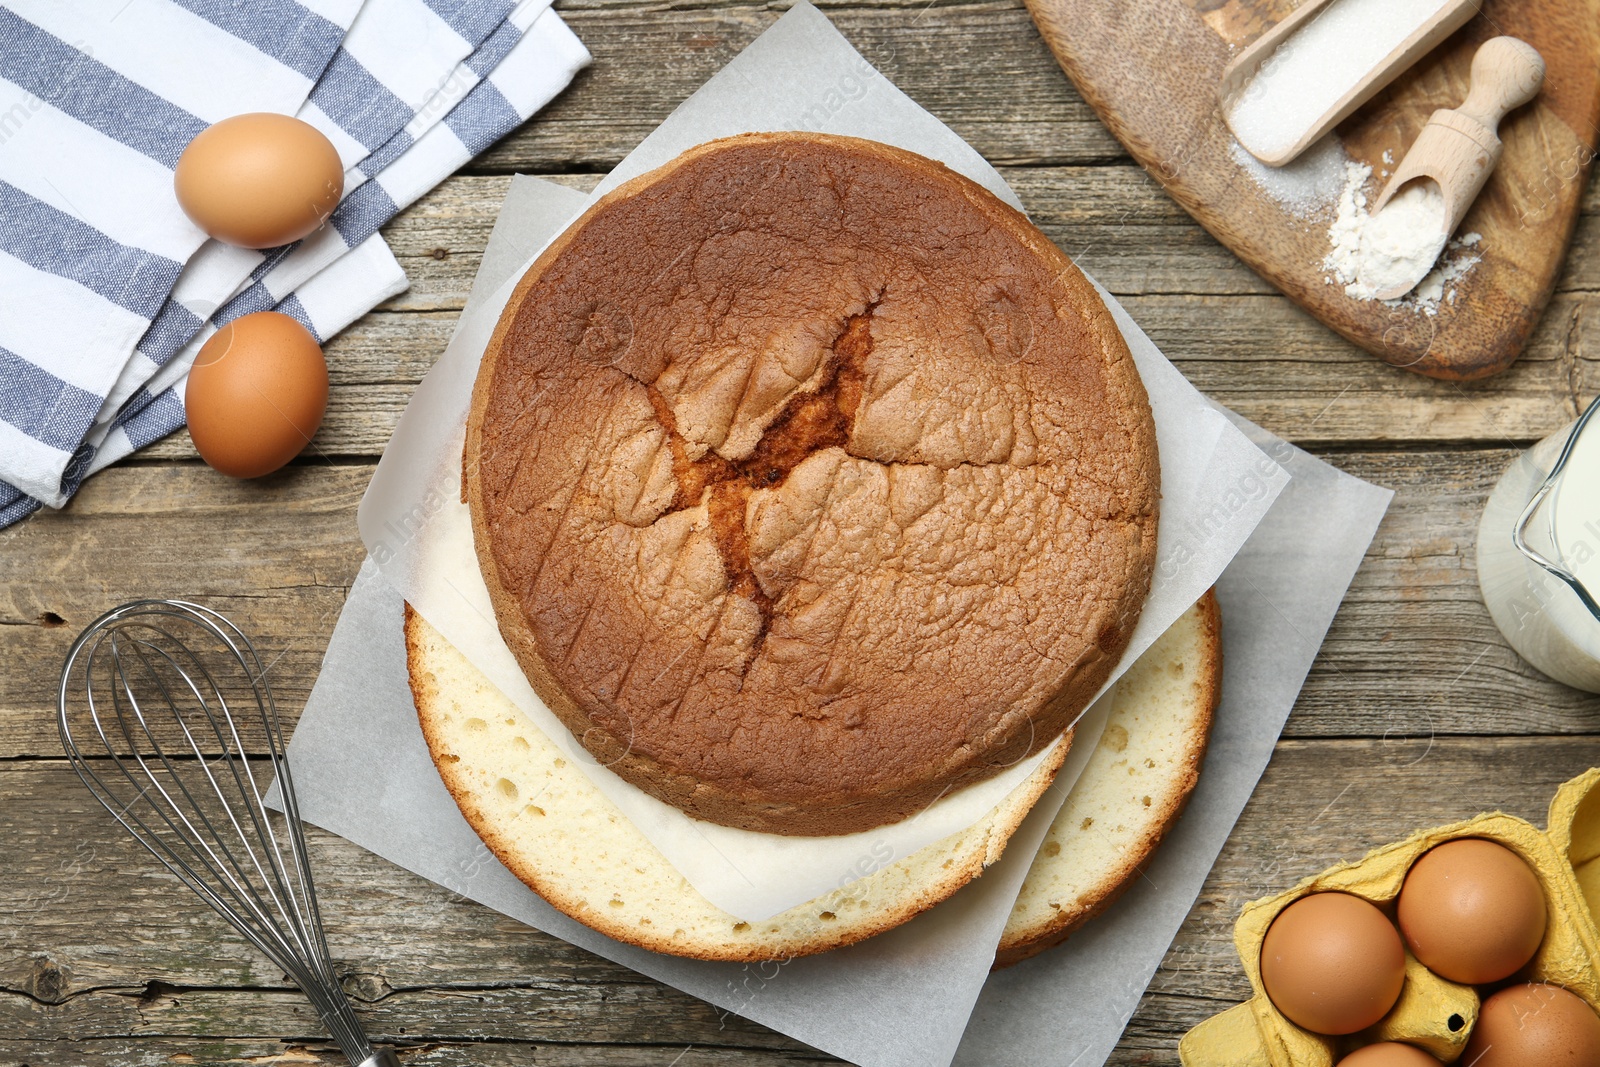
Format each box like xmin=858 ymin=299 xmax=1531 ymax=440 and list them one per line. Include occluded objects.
xmin=1323 ymin=162 xmax=1480 ymax=312
xmin=1226 ymin=0 xmax=1450 ymax=160
xmin=1356 ymin=180 xmax=1449 ymax=295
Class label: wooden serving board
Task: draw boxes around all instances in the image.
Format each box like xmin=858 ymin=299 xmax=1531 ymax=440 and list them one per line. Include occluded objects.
xmin=1024 ymin=0 xmax=1600 ymax=380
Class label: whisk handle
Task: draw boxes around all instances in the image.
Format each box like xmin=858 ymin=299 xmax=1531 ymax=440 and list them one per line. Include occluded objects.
xmin=356 ymin=1051 xmax=402 ymax=1067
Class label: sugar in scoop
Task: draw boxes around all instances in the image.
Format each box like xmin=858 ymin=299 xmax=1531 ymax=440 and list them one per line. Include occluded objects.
xmin=1221 ymin=0 xmax=1471 ymax=165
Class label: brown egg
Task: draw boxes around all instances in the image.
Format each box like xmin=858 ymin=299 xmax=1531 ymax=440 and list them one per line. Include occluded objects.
xmin=184 ymin=311 xmax=327 ymax=478
xmin=1465 ymin=984 xmax=1600 ymax=1066
xmin=1397 ymin=838 xmax=1546 ymax=984
xmin=1336 ymin=1042 xmax=1441 ymax=1067
xmin=175 ymin=113 xmax=343 ymax=248
xmin=1260 ymin=892 xmax=1406 ymax=1035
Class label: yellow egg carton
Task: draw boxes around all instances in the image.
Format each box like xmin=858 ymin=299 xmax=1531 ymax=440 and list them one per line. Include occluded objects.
xmin=1180 ymin=767 xmax=1600 ymax=1066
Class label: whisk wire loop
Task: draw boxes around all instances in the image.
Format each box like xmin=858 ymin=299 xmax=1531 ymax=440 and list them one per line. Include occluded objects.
xmin=117 ymin=627 xmax=325 ymax=978
xmin=59 ymin=600 xmax=383 ymax=1064
xmin=99 ymin=623 xmax=311 ymax=972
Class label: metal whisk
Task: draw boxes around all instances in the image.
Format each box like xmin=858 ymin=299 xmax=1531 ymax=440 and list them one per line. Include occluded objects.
xmin=58 ymin=600 xmax=398 ymax=1067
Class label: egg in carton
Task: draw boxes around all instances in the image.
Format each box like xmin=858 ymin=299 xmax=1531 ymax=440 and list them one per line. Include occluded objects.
xmin=1179 ymin=767 xmax=1600 ymax=1066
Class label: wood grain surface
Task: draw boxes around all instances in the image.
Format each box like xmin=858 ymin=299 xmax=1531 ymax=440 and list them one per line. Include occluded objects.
xmin=2 ymin=2 xmax=1599 ymax=1064
xmin=1024 ymin=0 xmax=1600 ymax=380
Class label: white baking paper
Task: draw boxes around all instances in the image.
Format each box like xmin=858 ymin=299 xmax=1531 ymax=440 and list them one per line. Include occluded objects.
xmin=270 ymin=8 xmax=1389 ymax=1064
xmin=354 ymin=1 xmax=1287 ymax=922
xmin=276 ymin=159 xmax=1392 ymax=1067
xmin=955 ymin=418 xmax=1393 ymax=1066
xmin=276 ymin=419 xmax=1388 ymax=1067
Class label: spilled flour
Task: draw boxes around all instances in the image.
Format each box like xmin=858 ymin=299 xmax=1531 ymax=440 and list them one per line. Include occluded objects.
xmin=1352 ymin=180 xmax=1448 ymax=296
xmin=1323 ymin=162 xmax=1481 ymax=313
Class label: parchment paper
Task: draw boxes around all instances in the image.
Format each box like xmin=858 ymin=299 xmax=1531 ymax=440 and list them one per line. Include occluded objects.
xmin=955 ymin=418 xmax=1392 ymax=1065
xmin=354 ymin=1 xmax=1287 ymax=922
xmin=278 ymin=414 xmax=1388 ymax=1067
xmin=277 ymin=154 xmax=1392 ymax=1067
xmin=272 ymin=8 xmax=1392 ymax=1064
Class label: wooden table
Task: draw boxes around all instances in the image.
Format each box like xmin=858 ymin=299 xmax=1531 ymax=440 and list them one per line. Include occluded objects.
xmin=4 ymin=3 xmax=1599 ymax=1063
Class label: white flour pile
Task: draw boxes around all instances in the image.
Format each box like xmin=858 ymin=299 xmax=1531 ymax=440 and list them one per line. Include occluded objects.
xmin=1323 ymin=162 xmax=1480 ymax=312
xmin=1226 ymin=0 xmax=1450 ymax=160
xmin=1353 ymin=180 xmax=1448 ymax=295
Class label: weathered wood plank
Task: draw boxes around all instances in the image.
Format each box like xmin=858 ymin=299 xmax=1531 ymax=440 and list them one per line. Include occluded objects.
xmin=0 ymin=985 xmax=826 ymax=1055
xmin=371 ymin=170 xmax=1600 ymax=313
xmin=125 ymin=299 xmax=1600 ymax=461
xmin=1116 ymin=292 xmax=1594 ymax=446
xmin=125 ymin=289 xmax=1596 ymax=461
xmin=0 ymin=1039 xmax=833 ymax=1067
xmin=1261 ymin=449 xmax=1600 ymax=739
xmin=0 ymin=464 xmax=373 ymax=748
xmin=4 ymin=737 xmax=1597 ymax=1063
xmin=122 ymin=163 xmax=1596 ymax=463
xmin=468 ymin=3 xmax=1125 ymax=174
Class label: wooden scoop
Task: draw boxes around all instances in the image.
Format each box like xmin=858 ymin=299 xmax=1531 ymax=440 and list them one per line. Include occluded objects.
xmin=1365 ymin=36 xmax=1546 ymax=299
xmin=1219 ymin=0 xmax=1480 ymax=167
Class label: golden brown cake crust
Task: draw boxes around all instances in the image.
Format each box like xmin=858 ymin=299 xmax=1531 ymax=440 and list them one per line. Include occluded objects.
xmin=465 ymin=132 xmax=1158 ymax=836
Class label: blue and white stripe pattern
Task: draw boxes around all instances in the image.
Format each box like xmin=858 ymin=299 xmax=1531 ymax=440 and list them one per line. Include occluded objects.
xmin=0 ymin=0 xmax=364 ymax=504
xmin=0 ymin=0 xmax=589 ymax=526
xmin=0 ymin=234 xmax=408 ymax=528
xmin=99 ymin=0 xmax=565 ymax=423
xmin=89 ymin=0 xmax=540 ymax=449
xmin=207 ymin=2 xmax=585 ymax=342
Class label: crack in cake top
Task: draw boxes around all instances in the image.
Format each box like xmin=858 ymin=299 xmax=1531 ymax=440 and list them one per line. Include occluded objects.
xmin=465 ymin=133 xmax=1159 ymax=836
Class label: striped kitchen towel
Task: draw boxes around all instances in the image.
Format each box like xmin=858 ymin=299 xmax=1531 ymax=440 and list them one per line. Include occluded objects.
xmin=97 ymin=0 xmax=564 ymax=429
xmin=101 ymin=234 xmax=411 ymax=487
xmin=0 ymin=233 xmax=409 ymax=528
xmin=0 ymin=0 xmax=589 ymax=528
xmin=100 ymin=7 xmax=589 ymax=473
xmin=0 ymin=0 xmax=588 ymax=525
xmin=0 ymin=0 xmax=365 ymax=503
xmin=0 ymin=234 xmax=405 ymax=530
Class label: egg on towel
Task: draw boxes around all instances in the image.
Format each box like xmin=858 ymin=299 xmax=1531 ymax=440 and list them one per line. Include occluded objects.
xmin=175 ymin=113 xmax=343 ymax=248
